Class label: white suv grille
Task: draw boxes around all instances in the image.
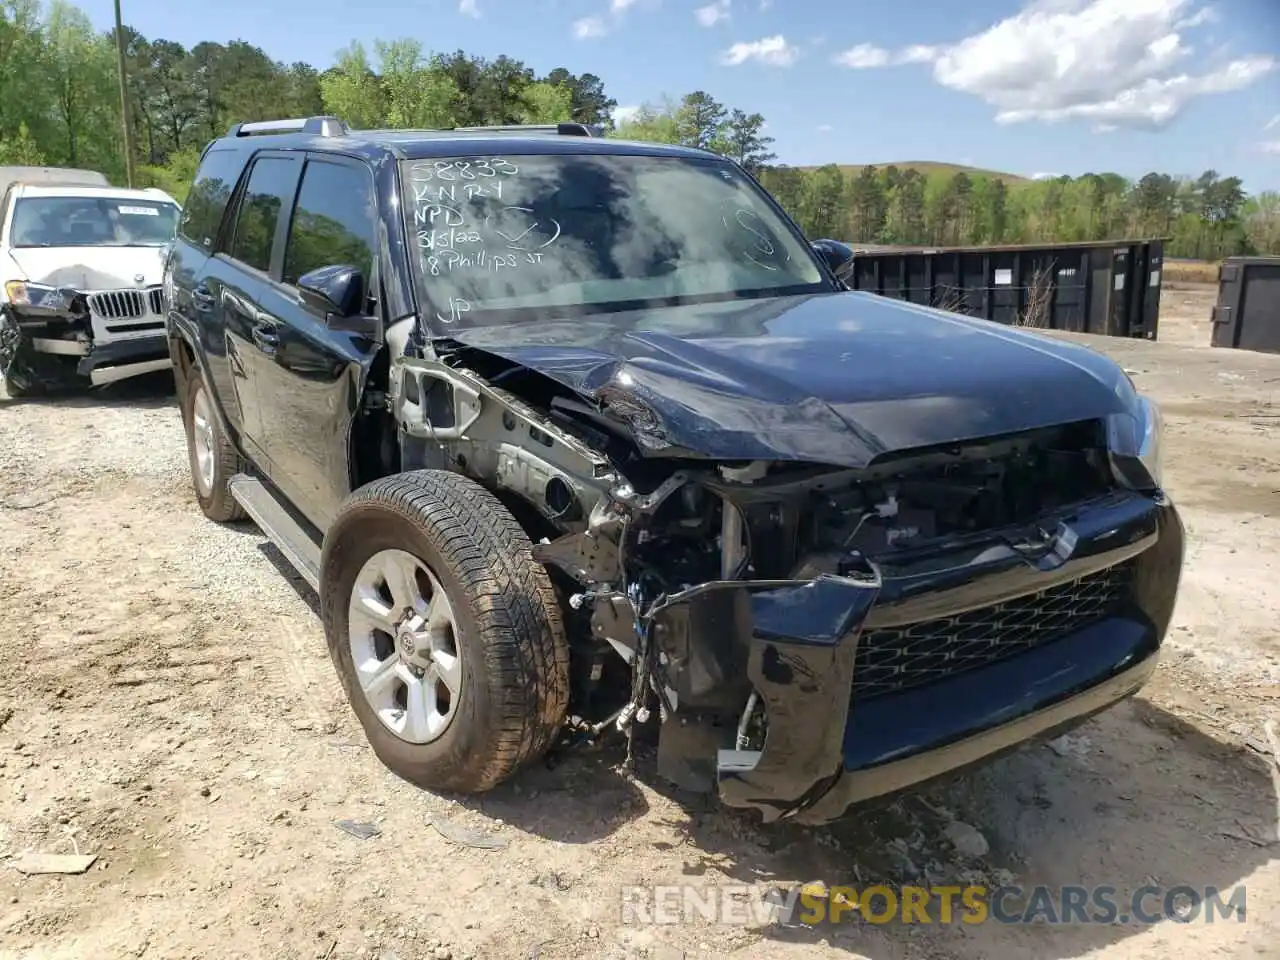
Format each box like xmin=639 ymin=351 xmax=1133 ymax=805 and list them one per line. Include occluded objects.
xmin=86 ymin=286 xmax=166 ymax=338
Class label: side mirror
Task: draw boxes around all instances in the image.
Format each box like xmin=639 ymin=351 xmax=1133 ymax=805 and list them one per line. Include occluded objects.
xmin=811 ymin=239 xmax=856 ymax=284
xmin=297 ymin=265 xmax=377 ymax=337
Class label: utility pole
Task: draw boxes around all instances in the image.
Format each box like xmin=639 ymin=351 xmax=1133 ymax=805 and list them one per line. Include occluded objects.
xmin=113 ymin=0 xmax=136 ymax=187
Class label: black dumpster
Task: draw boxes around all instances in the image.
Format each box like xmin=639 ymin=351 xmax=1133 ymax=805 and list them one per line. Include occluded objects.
xmin=845 ymin=239 xmax=1166 ymax=340
xmin=1211 ymin=256 xmax=1280 ymax=354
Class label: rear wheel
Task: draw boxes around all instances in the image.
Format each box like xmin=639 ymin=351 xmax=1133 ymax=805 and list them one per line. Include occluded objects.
xmin=182 ymin=375 xmax=245 ymax=522
xmin=319 ymin=470 xmax=570 ymax=793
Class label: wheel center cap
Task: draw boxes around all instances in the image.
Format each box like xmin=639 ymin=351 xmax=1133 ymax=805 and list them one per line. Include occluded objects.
xmin=398 ymin=627 xmax=417 ymax=656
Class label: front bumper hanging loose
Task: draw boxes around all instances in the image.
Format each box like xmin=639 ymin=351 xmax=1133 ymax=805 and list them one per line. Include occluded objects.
xmin=645 ymin=488 xmax=1183 ymax=824
xmin=2 ymin=301 xmax=169 ymax=389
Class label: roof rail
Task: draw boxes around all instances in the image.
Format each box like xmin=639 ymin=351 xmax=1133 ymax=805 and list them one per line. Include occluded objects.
xmin=452 ymin=122 xmax=602 ymax=138
xmin=225 ymin=116 xmax=349 ymax=138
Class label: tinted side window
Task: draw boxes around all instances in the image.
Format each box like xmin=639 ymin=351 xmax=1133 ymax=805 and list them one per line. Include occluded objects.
xmin=283 ymin=160 xmax=376 ymax=288
xmin=178 ymin=148 xmax=245 ymax=250
xmin=227 ymin=156 xmax=298 ymax=274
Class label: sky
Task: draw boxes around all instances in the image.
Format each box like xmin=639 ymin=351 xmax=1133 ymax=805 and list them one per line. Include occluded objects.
xmin=74 ymin=0 xmax=1280 ymax=192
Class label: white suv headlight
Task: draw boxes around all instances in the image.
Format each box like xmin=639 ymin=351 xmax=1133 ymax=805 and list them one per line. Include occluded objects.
xmin=4 ymin=280 xmax=68 ymax=310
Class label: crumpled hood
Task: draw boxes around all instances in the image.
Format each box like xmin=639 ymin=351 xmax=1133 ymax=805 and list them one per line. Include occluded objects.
xmin=447 ymin=291 xmax=1135 ymax=467
xmin=7 ymin=245 xmax=168 ymax=291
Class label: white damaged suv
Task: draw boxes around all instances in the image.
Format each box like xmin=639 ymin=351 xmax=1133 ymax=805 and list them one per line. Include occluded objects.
xmin=0 ymin=167 xmax=181 ymax=397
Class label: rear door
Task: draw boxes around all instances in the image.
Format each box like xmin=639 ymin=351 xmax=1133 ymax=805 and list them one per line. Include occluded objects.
xmin=253 ymin=154 xmax=383 ymax=529
xmin=166 ymin=147 xmax=248 ymax=432
xmin=202 ymin=152 xmax=302 ymax=464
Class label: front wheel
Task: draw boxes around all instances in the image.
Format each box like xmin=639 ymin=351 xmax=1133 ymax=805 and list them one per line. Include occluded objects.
xmin=319 ymin=470 xmax=570 ymax=793
xmin=2 ymin=368 xmax=36 ymax=399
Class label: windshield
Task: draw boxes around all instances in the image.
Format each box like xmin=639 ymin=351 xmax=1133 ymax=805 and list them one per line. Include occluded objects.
xmin=10 ymin=196 xmax=180 ymax=248
xmin=400 ymin=153 xmax=826 ymax=328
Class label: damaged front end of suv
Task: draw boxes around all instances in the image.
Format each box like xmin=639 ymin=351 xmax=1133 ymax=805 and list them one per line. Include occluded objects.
xmin=386 ymin=298 xmax=1182 ymax=825
xmin=0 ymin=281 xmax=95 ymax=393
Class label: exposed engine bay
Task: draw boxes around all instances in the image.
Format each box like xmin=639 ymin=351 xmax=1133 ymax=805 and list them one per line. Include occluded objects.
xmin=388 ymin=344 xmax=1125 ymax=790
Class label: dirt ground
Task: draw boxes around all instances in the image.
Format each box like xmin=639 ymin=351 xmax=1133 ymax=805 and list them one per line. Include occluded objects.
xmin=1 ymin=281 xmax=1277 ymax=960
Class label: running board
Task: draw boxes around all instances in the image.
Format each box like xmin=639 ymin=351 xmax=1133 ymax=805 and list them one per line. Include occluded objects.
xmin=229 ymin=474 xmax=322 ymax=592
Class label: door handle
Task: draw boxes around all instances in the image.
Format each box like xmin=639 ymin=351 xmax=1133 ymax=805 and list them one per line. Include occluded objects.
xmin=191 ymin=286 xmax=216 ymax=311
xmin=251 ymin=324 xmax=280 ymax=352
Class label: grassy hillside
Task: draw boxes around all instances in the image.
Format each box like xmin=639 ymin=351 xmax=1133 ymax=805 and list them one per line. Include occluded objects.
xmin=801 ymin=161 xmax=1031 ymax=184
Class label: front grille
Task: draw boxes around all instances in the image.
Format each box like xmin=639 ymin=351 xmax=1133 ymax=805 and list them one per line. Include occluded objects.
xmin=88 ymin=286 xmax=164 ymax=321
xmin=89 ymin=289 xmax=146 ymax=320
xmin=852 ymin=562 xmax=1135 ymax=700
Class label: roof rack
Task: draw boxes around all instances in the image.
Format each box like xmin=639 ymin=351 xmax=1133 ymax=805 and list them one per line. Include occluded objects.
xmin=225 ymin=116 xmax=349 ymax=138
xmin=451 ymin=122 xmax=602 ymax=138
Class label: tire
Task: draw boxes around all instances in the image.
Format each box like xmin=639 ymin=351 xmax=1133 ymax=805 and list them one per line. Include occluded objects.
xmin=182 ymin=373 xmax=245 ymax=522
xmin=2 ymin=369 xmax=35 ymax=399
xmin=319 ymin=469 xmax=571 ymax=793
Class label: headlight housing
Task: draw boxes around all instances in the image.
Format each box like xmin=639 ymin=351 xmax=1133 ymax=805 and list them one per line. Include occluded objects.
xmin=3 ymin=280 xmax=70 ymax=311
xmin=1107 ymin=393 xmax=1163 ymax=490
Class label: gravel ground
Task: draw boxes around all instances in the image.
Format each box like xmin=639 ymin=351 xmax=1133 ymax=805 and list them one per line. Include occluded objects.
xmin=0 ymin=283 xmax=1277 ymax=960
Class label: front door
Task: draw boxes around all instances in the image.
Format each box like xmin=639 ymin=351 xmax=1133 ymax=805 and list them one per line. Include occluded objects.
xmin=253 ymin=154 xmax=383 ymax=530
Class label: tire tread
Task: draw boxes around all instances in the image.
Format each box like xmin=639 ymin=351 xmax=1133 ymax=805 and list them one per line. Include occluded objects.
xmin=325 ymin=469 xmax=570 ymax=792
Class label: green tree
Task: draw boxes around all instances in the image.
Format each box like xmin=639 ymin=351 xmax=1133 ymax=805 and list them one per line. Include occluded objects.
xmin=675 ymin=90 xmax=726 ymax=150
xmin=1242 ymin=192 xmax=1280 ymax=255
xmin=613 ymin=99 xmax=681 ymax=144
xmin=721 ymin=109 xmax=775 ymax=171
xmin=217 ymin=41 xmax=294 ymax=126
xmin=755 ymin=165 xmax=806 ymax=216
xmin=376 ymin=39 xmax=458 ymax=128
xmin=847 ymin=165 xmax=888 ymax=241
xmin=147 ymin=39 xmax=201 ymax=159
xmin=884 ymin=170 xmax=926 ymax=244
xmin=284 ymin=62 xmax=324 ymax=117
xmin=473 ymin=54 xmax=535 ymax=125
xmin=44 ymin=1 xmax=118 ymax=172
xmin=543 ymin=68 xmax=616 ymax=126
xmin=799 ymin=164 xmax=846 ymax=239
xmin=0 ymin=0 xmax=54 ymax=149
xmin=518 ymin=81 xmax=573 ymax=124
xmin=0 ymin=121 xmax=44 ymax=165
xmin=320 ymin=42 xmax=385 ymax=129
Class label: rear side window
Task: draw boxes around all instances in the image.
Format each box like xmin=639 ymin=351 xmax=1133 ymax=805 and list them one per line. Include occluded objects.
xmin=227 ymin=156 xmax=299 ymax=274
xmin=283 ymin=159 xmax=377 ymax=287
xmin=178 ymin=148 xmax=244 ymax=250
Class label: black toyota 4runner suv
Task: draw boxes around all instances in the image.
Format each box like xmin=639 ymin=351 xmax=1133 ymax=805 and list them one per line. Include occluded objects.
xmin=165 ymin=116 xmax=1183 ymax=823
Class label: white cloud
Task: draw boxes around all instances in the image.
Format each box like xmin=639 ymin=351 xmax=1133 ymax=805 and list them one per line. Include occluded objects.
xmin=898 ymin=44 xmax=940 ymax=64
xmin=833 ymin=42 xmax=937 ymax=68
xmin=720 ymin=34 xmax=800 ymax=67
xmin=1176 ymin=4 xmax=1218 ymax=28
xmin=833 ymin=43 xmax=890 ymax=69
xmin=696 ymin=0 xmax=731 ymax=27
xmin=573 ymin=15 xmax=608 ymax=39
xmin=1266 ymin=114 xmax=1280 ymax=131
xmin=835 ymin=0 xmax=1275 ymax=131
xmin=573 ymin=0 xmax=655 ymax=39
xmin=1261 ymin=141 xmax=1280 ymax=154
xmin=816 ymin=123 xmax=835 ymax=132
xmin=458 ymin=0 xmax=479 ymax=16
xmin=759 ymin=0 xmax=772 ymax=8
xmin=613 ymin=105 xmax=642 ymax=125
xmin=1030 ymin=171 xmax=1064 ymax=179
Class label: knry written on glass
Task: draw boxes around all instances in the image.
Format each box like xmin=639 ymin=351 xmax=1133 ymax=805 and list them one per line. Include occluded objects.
xmin=400 ymin=154 xmax=823 ymax=327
